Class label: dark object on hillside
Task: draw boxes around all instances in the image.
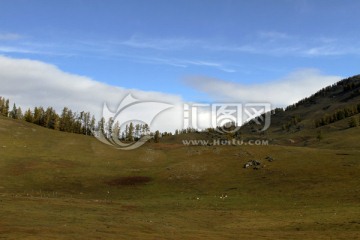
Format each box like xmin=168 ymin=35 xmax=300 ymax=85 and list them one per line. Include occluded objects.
xmin=265 ymin=156 xmax=274 ymax=162
xmin=243 ymin=160 xmax=261 ymax=169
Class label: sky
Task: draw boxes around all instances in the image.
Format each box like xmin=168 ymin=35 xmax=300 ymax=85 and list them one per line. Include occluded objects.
xmin=0 ymin=0 xmax=359 ymax=131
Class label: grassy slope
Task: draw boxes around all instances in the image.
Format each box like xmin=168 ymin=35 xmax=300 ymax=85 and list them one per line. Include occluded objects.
xmin=236 ymin=75 xmax=360 ymax=147
xmin=162 ymin=76 xmax=360 ymax=149
xmin=0 ymin=116 xmax=360 ymax=239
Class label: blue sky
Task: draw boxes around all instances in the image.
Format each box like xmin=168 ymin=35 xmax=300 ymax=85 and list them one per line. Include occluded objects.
xmin=1 ymin=0 xmax=360 ymax=103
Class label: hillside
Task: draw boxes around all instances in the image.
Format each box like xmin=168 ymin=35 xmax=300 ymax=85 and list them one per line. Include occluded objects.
xmin=160 ymin=75 xmax=360 ymax=149
xmin=0 ymin=113 xmax=360 ymax=239
xmin=172 ymin=75 xmax=360 ymax=148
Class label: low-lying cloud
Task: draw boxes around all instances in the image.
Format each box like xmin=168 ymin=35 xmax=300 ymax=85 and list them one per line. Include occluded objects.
xmin=184 ymin=69 xmax=342 ymax=107
xmin=0 ymin=55 xmax=183 ymax=132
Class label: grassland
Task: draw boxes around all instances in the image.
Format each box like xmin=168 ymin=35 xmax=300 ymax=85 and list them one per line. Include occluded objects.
xmin=0 ymin=116 xmax=360 ymax=239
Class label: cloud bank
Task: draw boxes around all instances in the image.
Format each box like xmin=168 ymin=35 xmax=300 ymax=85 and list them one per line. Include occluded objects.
xmin=0 ymin=55 xmax=343 ymax=133
xmin=185 ymin=69 xmax=342 ymax=107
xmin=0 ymin=55 xmax=184 ymax=132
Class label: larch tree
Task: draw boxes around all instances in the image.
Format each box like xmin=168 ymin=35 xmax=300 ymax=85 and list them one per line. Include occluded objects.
xmin=154 ymin=130 xmax=160 ymax=143
xmin=10 ymin=103 xmax=17 ymax=119
xmin=128 ymin=122 xmax=134 ymax=141
xmin=24 ymin=109 xmax=33 ymax=122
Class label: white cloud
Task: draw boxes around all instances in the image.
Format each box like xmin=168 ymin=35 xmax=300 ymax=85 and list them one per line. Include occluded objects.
xmin=184 ymin=69 xmax=342 ymax=107
xmin=0 ymin=55 xmax=184 ymax=132
xmin=0 ymin=55 xmax=345 ymax=133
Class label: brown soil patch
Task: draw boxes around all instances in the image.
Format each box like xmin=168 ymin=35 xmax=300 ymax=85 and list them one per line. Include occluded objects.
xmin=105 ymin=176 xmax=152 ymax=186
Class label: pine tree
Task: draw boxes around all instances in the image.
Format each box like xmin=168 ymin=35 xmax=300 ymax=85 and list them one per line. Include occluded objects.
xmin=72 ymin=112 xmax=82 ymax=134
xmin=154 ymin=130 xmax=160 ymax=143
xmin=16 ymin=107 xmax=23 ymax=120
xmin=4 ymin=99 xmax=9 ymax=117
xmin=44 ymin=107 xmax=59 ymax=129
xmin=98 ymin=117 xmax=105 ymax=133
xmin=143 ymin=124 xmax=150 ymax=135
xmin=90 ymin=115 xmax=96 ymax=135
xmin=135 ymin=124 xmax=141 ymax=140
xmin=60 ymin=107 xmax=73 ymax=132
xmin=33 ymin=107 xmax=45 ymax=126
xmin=112 ymin=121 xmax=120 ymax=140
xmin=128 ymin=122 xmax=134 ymax=141
xmin=10 ymin=103 xmax=17 ymax=119
xmin=106 ymin=117 xmax=114 ymax=138
xmin=24 ymin=109 xmax=33 ymax=122
xmin=82 ymin=112 xmax=91 ymax=135
xmin=0 ymin=97 xmax=4 ymax=115
xmin=125 ymin=124 xmax=129 ymax=140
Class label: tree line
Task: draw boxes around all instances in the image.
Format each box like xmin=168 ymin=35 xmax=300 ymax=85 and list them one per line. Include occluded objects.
xmin=0 ymin=97 xmax=10 ymax=117
xmin=1 ymin=96 xmax=96 ymax=135
xmin=315 ymin=103 xmax=360 ymax=128
xmin=286 ymin=75 xmax=360 ymax=111
xmin=0 ymin=96 xmax=174 ymax=142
